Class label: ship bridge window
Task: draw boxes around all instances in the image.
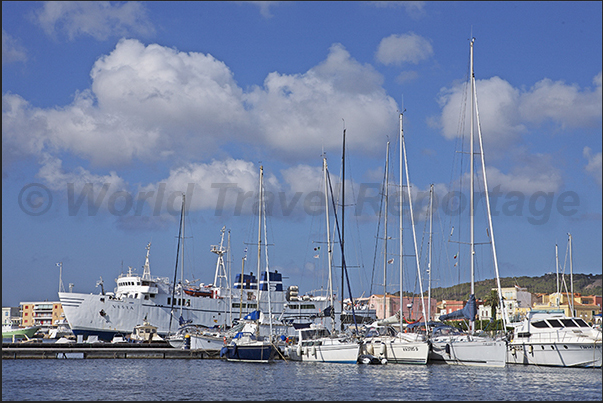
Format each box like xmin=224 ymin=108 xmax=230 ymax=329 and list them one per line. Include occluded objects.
xmin=531 ymin=320 xmax=550 ymax=328
xmin=574 ymin=318 xmax=590 ymax=328
xmin=288 ymin=305 xmax=299 ymax=310
xmin=300 ymin=304 xmax=316 ymax=310
xmin=547 ymin=319 xmax=563 ymax=328
xmin=560 ymin=319 xmax=578 ymax=327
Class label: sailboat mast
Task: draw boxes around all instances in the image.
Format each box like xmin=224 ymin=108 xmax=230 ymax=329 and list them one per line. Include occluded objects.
xmin=399 ymin=112 xmax=404 ymax=330
xmin=469 ymin=37 xmax=476 ymax=334
xmin=472 ymin=37 xmax=508 ymax=329
xmin=180 ymin=193 xmax=185 ymax=317
xmin=401 ymin=113 xmax=428 ymax=329
xmin=263 ymin=178 xmax=273 ymax=337
xmin=257 ymin=166 xmax=263 ymax=320
xmin=340 ymin=128 xmax=346 ymax=330
xmin=168 ymin=195 xmax=185 ymax=335
xmin=428 ymin=184 xmax=434 ymax=323
xmin=555 ymin=243 xmax=560 ymax=306
xmin=323 ymin=156 xmax=335 ymax=331
xmin=383 ymin=141 xmax=390 ymax=319
xmin=569 ymin=233 xmax=574 ymax=315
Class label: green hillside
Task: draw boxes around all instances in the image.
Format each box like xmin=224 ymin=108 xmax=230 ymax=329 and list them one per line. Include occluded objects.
xmin=420 ymin=273 xmax=602 ymax=301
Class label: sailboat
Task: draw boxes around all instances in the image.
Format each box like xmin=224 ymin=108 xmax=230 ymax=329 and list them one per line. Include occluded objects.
xmin=506 ymin=234 xmax=602 ymax=367
xmin=360 ymin=137 xmax=430 ymax=364
xmin=220 ymin=165 xmax=280 ymax=362
xmin=428 ymin=37 xmax=507 ymax=367
xmin=285 ymin=154 xmax=363 ymax=364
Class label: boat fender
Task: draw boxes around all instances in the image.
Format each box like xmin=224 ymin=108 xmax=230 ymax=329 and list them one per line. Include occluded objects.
xmin=529 ymin=345 xmax=533 ymax=355
xmin=445 ymin=344 xmax=451 ymax=355
xmin=223 ymin=336 xmax=227 ymax=345
xmin=379 ymin=342 xmax=386 ymax=356
xmin=312 ymin=345 xmax=317 ymax=356
xmin=367 ymin=343 xmax=374 ymax=355
xmin=296 ymin=345 xmax=302 ymax=357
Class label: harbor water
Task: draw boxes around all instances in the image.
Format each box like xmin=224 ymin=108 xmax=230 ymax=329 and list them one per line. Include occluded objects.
xmin=2 ymin=358 xmax=602 ymax=401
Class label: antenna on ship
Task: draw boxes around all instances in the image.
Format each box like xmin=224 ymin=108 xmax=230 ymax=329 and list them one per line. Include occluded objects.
xmin=56 ymin=262 xmax=65 ymax=293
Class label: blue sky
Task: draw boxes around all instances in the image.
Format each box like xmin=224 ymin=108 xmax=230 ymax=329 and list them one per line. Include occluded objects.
xmin=2 ymin=1 xmax=601 ymax=307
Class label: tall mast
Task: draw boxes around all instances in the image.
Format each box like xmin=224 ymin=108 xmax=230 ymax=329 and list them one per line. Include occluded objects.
xmin=340 ymin=128 xmax=346 ymax=331
xmin=257 ymin=166 xmax=263 ymax=319
xmin=383 ymin=141 xmax=390 ymax=319
xmin=555 ymin=243 xmax=559 ymax=307
xmin=428 ymin=183 xmax=434 ymax=324
xmin=472 ymin=37 xmax=508 ymax=329
xmin=399 ymin=111 xmax=404 ymax=330
xmin=263 ymin=181 xmax=273 ymax=337
xmin=324 ymin=156 xmax=335 ymax=331
xmin=401 ymin=112 xmax=428 ymax=329
xmin=469 ymin=37 xmax=476 ymax=334
xmin=180 ymin=193 xmax=185 ymax=317
xmin=569 ymin=233 xmax=574 ymax=315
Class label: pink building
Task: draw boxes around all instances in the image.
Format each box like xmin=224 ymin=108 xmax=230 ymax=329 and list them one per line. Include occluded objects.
xmin=367 ymin=294 xmax=437 ymax=321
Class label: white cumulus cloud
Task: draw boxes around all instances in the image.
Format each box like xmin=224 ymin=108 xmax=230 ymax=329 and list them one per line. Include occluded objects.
xmin=376 ymin=32 xmax=433 ymax=66
xmin=33 ymin=1 xmax=155 ymax=41
xmin=583 ymin=147 xmax=602 ymax=187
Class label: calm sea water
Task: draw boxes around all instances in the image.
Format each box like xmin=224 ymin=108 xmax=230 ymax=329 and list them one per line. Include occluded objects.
xmin=2 ymin=358 xmax=602 ymax=401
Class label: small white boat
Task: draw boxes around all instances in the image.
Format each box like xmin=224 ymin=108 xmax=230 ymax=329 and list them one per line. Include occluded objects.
xmin=47 ymin=318 xmax=73 ymax=339
xmin=130 ymin=319 xmax=164 ymax=342
xmin=285 ymin=324 xmax=362 ymax=364
xmin=2 ymin=322 xmax=41 ymax=341
xmin=167 ymin=323 xmax=229 ymax=351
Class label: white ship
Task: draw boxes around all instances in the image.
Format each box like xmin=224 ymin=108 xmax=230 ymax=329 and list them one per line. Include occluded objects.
xmin=59 ymin=228 xmax=332 ymax=341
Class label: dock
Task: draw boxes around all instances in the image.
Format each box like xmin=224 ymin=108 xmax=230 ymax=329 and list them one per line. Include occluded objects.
xmin=2 ymin=342 xmax=221 ymax=359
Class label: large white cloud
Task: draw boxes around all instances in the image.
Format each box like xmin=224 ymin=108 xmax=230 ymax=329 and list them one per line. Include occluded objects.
xmin=438 ymin=76 xmax=525 ymax=149
xmin=3 ymin=39 xmax=400 ymax=172
xmin=437 ymin=71 xmax=602 ymax=152
xmin=519 ymin=72 xmax=602 ymax=128
xmin=246 ymin=43 xmax=399 ymax=161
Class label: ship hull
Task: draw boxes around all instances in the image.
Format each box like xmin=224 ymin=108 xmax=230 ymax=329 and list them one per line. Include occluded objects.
xmin=59 ymin=291 xmax=329 ymax=341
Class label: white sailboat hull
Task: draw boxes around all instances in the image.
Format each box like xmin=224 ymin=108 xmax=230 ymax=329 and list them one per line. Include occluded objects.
xmin=429 ymin=336 xmax=507 ymax=367
xmin=287 ymin=339 xmax=361 ymax=364
xmin=363 ymin=338 xmax=429 ymax=364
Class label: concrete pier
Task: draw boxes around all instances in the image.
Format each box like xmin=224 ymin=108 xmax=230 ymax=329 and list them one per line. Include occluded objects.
xmin=2 ymin=342 xmax=220 ymax=359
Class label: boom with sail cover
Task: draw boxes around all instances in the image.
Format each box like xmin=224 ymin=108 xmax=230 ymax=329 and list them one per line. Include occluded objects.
xmin=439 ymin=294 xmax=477 ymax=322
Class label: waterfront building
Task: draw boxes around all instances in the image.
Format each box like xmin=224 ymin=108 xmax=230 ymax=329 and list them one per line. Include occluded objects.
xmin=496 ymin=286 xmax=536 ymax=322
xmin=19 ymin=301 xmax=66 ymax=331
xmin=533 ymin=292 xmax=601 ymax=323
xmin=2 ymin=307 xmax=21 ymax=326
xmin=367 ymin=294 xmax=437 ymax=321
